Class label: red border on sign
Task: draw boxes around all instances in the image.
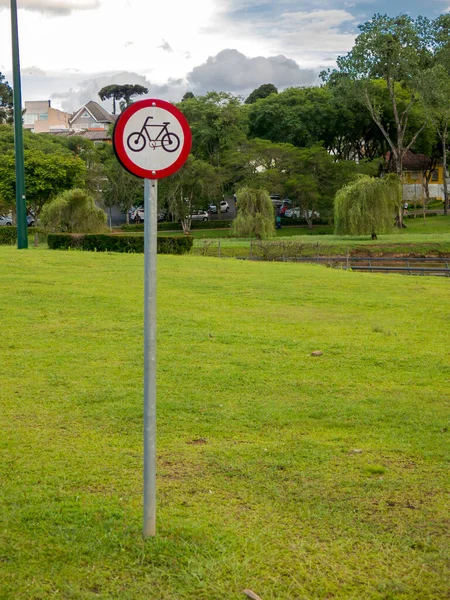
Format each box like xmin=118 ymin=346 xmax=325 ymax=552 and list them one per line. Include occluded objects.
xmin=113 ymin=99 xmax=192 ymax=180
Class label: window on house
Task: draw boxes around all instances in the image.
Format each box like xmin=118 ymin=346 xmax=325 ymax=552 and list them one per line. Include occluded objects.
xmin=431 ymin=170 xmax=439 ymax=181
xmin=410 ymin=171 xmax=420 ymax=180
xmin=24 ymin=113 xmax=38 ymax=124
xmin=82 ymin=111 xmax=90 ymax=118
xmin=39 ymin=114 xmax=48 ymax=121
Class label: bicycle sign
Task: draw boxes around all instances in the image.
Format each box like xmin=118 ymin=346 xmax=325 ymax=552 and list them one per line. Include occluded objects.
xmin=113 ymin=99 xmax=192 ymax=179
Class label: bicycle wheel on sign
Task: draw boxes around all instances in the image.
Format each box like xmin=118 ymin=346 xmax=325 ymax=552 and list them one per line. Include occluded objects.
xmin=161 ymin=132 xmax=180 ymax=153
xmin=127 ymin=132 xmax=146 ymax=152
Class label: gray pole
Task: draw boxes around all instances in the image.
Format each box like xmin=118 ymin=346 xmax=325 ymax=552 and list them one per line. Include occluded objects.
xmin=143 ymin=178 xmax=158 ymax=538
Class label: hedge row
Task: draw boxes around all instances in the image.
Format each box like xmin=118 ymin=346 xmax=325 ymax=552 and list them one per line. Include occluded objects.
xmin=0 ymin=227 xmax=49 ymax=245
xmin=121 ymin=220 xmax=232 ymax=232
xmin=0 ymin=226 xmax=17 ymax=245
xmin=47 ymin=234 xmax=193 ymax=254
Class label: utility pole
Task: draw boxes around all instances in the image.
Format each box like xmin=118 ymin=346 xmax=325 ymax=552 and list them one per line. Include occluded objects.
xmin=10 ymin=0 xmax=28 ymax=249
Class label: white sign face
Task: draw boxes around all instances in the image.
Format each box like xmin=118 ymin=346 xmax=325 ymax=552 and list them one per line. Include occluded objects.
xmin=123 ymin=107 xmax=185 ymax=171
xmin=113 ymin=99 xmax=192 ymax=180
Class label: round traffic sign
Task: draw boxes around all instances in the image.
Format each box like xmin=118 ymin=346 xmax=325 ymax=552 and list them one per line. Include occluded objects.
xmin=113 ymin=99 xmax=192 ymax=179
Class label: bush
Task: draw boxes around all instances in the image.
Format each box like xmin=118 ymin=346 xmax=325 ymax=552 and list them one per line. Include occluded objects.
xmin=0 ymin=226 xmax=17 ymax=245
xmin=41 ymin=188 xmax=107 ymax=233
xmin=47 ymin=234 xmax=193 ymax=254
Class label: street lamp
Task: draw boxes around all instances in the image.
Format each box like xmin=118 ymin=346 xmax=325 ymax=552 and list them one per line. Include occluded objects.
xmin=10 ymin=0 xmax=28 ymax=249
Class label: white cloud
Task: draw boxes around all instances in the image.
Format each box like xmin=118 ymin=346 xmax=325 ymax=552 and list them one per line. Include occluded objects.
xmin=0 ymin=0 xmax=100 ymax=14
xmin=187 ymin=49 xmax=319 ymax=95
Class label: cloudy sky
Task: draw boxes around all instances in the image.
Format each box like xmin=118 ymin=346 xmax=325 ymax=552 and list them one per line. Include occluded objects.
xmin=0 ymin=0 xmax=448 ymax=113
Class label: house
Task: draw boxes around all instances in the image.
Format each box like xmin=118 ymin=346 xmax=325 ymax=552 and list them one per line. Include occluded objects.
xmin=69 ymin=101 xmax=116 ymax=132
xmin=23 ymin=100 xmax=71 ymax=133
xmin=401 ymin=151 xmax=447 ymax=203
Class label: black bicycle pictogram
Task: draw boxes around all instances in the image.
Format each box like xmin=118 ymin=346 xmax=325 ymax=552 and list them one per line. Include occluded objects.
xmin=127 ymin=116 xmax=181 ymax=153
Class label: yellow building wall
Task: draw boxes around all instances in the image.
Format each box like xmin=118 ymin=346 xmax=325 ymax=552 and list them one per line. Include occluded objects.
xmin=403 ymin=165 xmax=444 ymax=185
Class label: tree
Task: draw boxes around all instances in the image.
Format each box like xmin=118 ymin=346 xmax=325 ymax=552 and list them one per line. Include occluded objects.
xmin=0 ymin=149 xmax=86 ymax=222
xmin=247 ymin=87 xmax=336 ymax=150
xmin=159 ymin=155 xmax=222 ymax=234
xmin=41 ymin=188 xmax=106 ymax=233
xmin=334 ymin=174 xmax=401 ymax=238
xmin=98 ymin=84 xmax=148 ymax=115
xmin=181 ymin=91 xmax=195 ymax=102
xmin=0 ymin=72 xmax=13 ymax=125
xmin=323 ymin=14 xmax=433 ymax=226
xmin=102 ymin=156 xmax=143 ymax=223
xmin=245 ymin=84 xmax=278 ymax=104
xmin=418 ymin=64 xmax=450 ymax=214
xmin=178 ymin=92 xmax=248 ymax=166
xmin=232 ymin=187 xmax=275 ymax=239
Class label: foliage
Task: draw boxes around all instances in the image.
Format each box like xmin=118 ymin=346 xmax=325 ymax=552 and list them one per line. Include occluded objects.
xmin=325 ymin=14 xmax=433 ymax=181
xmin=0 ymin=226 xmax=16 ymax=245
xmin=0 ymin=72 xmax=13 ymax=125
xmin=159 ymin=155 xmax=222 ymax=233
xmin=334 ymin=174 xmax=402 ymax=237
xmin=245 ymin=83 xmax=278 ymax=104
xmin=102 ymin=155 xmax=143 ymax=223
xmin=47 ymin=233 xmax=193 ymax=254
xmin=178 ymin=92 xmax=248 ymax=166
xmin=417 ymin=63 xmax=450 ymax=213
xmin=98 ymin=84 xmax=148 ymax=114
xmin=247 ymin=87 xmax=336 ymax=149
xmin=41 ymin=188 xmax=106 ymax=233
xmin=232 ymin=187 xmax=275 ymax=239
xmin=0 ymin=149 xmax=86 ymax=220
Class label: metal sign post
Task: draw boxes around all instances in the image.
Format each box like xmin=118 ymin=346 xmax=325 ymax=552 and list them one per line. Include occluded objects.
xmin=113 ymin=99 xmax=192 ymax=538
xmin=143 ymin=178 xmax=158 ymax=538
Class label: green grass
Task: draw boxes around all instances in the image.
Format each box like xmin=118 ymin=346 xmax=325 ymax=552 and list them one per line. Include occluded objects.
xmin=1 ymin=247 xmax=449 ymax=599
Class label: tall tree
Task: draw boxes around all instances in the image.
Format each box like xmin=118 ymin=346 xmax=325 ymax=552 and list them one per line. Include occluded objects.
xmin=245 ymin=84 xmax=278 ymax=104
xmin=323 ymin=14 xmax=433 ymax=225
xmin=0 ymin=72 xmax=13 ymax=125
xmin=417 ymin=64 xmax=450 ymax=214
xmin=99 ymin=84 xmax=148 ymax=114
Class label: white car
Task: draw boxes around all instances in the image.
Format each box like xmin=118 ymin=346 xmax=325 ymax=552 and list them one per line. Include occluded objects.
xmin=0 ymin=215 xmax=13 ymax=226
xmin=209 ymin=200 xmax=229 ymax=214
xmin=190 ymin=210 xmax=209 ymax=221
xmin=284 ymin=208 xmax=320 ymax=219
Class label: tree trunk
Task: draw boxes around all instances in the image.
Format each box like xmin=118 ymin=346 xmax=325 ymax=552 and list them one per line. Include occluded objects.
xmin=396 ymin=157 xmax=404 ymax=229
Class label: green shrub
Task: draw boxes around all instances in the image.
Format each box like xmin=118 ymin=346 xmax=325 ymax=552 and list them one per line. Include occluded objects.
xmin=47 ymin=234 xmax=193 ymax=254
xmin=0 ymin=226 xmax=17 ymax=245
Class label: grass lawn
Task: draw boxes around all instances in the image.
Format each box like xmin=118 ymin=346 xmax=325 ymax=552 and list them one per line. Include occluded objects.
xmin=1 ymin=247 xmax=449 ymax=599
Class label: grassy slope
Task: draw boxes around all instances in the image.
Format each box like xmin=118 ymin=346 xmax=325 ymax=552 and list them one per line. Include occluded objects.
xmin=1 ymin=248 xmax=449 ymax=599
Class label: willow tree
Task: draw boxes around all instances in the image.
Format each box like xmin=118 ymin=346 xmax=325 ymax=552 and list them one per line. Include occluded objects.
xmin=41 ymin=188 xmax=106 ymax=233
xmin=232 ymin=187 xmax=275 ymax=239
xmin=334 ymin=174 xmax=401 ymax=239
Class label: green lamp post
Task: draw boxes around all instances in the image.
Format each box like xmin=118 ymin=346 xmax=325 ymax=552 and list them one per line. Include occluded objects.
xmin=10 ymin=0 xmax=28 ymax=249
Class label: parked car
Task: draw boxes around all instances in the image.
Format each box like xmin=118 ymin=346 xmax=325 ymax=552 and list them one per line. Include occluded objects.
xmin=0 ymin=215 xmax=13 ymax=226
xmin=190 ymin=210 xmax=209 ymax=221
xmin=209 ymin=200 xmax=229 ymax=213
xmin=284 ymin=207 xmax=320 ymax=219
